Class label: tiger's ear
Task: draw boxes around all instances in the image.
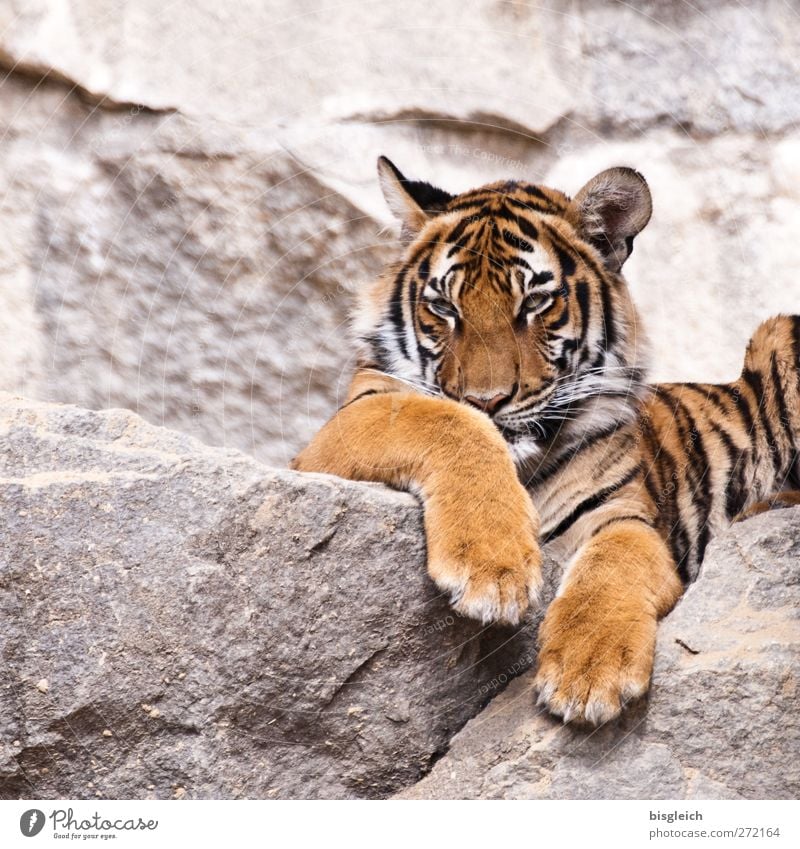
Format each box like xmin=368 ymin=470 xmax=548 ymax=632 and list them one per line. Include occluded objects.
xmin=573 ymin=167 xmax=652 ymax=272
xmin=377 ymin=156 xmax=454 ymax=243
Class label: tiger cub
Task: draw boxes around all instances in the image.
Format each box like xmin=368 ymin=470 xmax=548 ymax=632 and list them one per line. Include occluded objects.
xmin=291 ymin=157 xmax=800 ymax=725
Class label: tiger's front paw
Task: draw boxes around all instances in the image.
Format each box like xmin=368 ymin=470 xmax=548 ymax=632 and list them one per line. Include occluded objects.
xmin=533 ymin=596 xmax=658 ymax=725
xmin=425 ymin=471 xmax=543 ymax=626
xmin=426 ymin=498 xmax=542 ymax=626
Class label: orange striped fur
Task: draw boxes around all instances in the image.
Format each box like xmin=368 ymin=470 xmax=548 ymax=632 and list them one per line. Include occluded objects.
xmin=292 ymin=158 xmax=800 ymax=725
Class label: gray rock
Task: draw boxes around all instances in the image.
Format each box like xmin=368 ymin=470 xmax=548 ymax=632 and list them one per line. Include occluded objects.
xmin=1 ymin=393 xmax=797 ymax=800
xmin=398 ymin=508 xmax=800 ymax=800
xmin=0 ymin=393 xmax=539 ymax=799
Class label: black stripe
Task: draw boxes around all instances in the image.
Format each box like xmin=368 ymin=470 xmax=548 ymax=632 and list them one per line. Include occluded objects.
xmin=682 ymin=382 xmax=720 ymax=406
xmin=708 ymin=420 xmax=748 ymax=519
xmin=551 ymin=241 xmax=577 ymax=279
xmin=568 ymin=230 xmax=609 ymax=282
xmin=545 ymin=217 xmax=611 ymax=290
xmin=590 ymin=514 xmax=655 ymax=538
xmin=504 ymin=195 xmax=555 ymax=216
xmin=558 ymin=338 xmax=578 ymax=371
xmin=679 ymin=400 xmax=712 ymax=565
xmin=547 ymin=301 xmax=570 ymax=331
xmin=715 ymin=382 xmax=754 ymax=434
xmin=521 ymin=184 xmax=559 ymax=208
xmin=742 ymin=367 xmax=782 ymax=475
xmin=360 ymin=336 xmax=392 ymax=373
xmin=511 ymin=256 xmax=532 ymax=272
xmin=589 ymin=347 xmax=607 ymax=370
xmin=543 ymin=464 xmax=641 ymax=543
xmin=659 ymin=388 xmax=712 ymax=567
xmin=702 ymin=382 xmax=759 ymax=506
xmin=444 ymin=216 xmax=477 ymax=254
xmin=574 ymin=279 xmax=590 ymax=357
xmin=514 ymin=380 xmax=553 ymax=408
xmin=640 ymin=416 xmax=666 ymax=506
xmin=526 ymin=424 xmax=623 ymax=486
xmin=682 ymin=384 xmax=739 ymax=438
xmin=645 ymin=394 xmax=691 ymax=580
xmin=656 ymin=443 xmax=692 ymax=584
xmin=598 ymin=277 xmax=616 ymax=350
xmin=652 ymin=385 xmax=680 ymax=415
xmin=445 ymin=198 xmax=490 ymax=214
xmin=409 ymin=275 xmax=434 ymax=367
xmin=339 ymin=389 xmax=382 ymax=410
xmin=501 ymin=227 xmax=533 ymax=254
xmin=407 ymin=243 xmax=433 ymax=268
xmin=770 ymin=352 xmax=793 ymax=449
xmin=530 ymin=270 xmax=555 ymax=287
xmin=417 ymin=316 xmax=438 ymax=335
xmin=514 ymin=213 xmax=540 ymax=243
xmin=642 ymin=469 xmax=662 ymax=514
xmin=495 ymin=207 xmax=539 ymax=242
xmin=389 ymin=269 xmax=408 ymax=359
xmin=540 ymin=221 xmax=621 ymax=361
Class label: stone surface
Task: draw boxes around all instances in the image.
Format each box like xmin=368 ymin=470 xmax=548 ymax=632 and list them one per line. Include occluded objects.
xmin=0 ymin=77 xmax=393 ymax=468
xmin=2 ymin=2 xmax=800 ymax=463
xmin=577 ymin=0 xmax=800 ymax=136
xmin=0 ymin=0 xmax=574 ymax=131
xmin=2 ymin=1 xmax=797 ymax=135
xmin=0 ymin=393 xmax=541 ymax=800
xmin=1 ymin=392 xmax=797 ymax=800
xmin=398 ymin=508 xmax=800 ymax=800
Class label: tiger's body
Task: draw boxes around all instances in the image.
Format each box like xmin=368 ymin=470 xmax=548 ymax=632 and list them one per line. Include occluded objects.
xmin=292 ymin=158 xmax=800 ymax=725
xmin=530 ymin=316 xmax=800 ymax=585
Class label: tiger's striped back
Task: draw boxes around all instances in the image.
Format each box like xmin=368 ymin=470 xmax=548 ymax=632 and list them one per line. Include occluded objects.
xmin=532 ymin=315 xmax=800 ymax=582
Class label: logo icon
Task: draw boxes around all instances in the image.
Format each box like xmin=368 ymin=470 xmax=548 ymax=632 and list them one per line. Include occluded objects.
xmin=20 ymin=809 xmax=45 ymax=837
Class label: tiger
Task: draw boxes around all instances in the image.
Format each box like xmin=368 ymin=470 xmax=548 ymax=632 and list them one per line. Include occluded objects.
xmin=290 ymin=156 xmax=800 ymax=725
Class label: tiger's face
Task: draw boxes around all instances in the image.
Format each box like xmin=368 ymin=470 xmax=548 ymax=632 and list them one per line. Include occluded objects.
xmin=356 ymin=157 xmax=653 ymax=465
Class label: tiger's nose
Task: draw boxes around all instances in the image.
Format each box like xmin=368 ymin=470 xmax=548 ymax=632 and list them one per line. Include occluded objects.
xmin=463 ymin=392 xmax=512 ymax=415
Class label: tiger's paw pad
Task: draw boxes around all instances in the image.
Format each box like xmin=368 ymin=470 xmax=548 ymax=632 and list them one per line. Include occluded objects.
xmin=429 ymin=551 xmax=542 ymax=626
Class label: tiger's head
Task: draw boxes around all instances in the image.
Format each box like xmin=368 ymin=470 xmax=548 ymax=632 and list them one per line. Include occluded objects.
xmin=354 ymin=156 xmax=652 ymax=467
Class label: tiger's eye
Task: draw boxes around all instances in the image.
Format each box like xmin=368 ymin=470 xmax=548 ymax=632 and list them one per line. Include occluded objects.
xmin=426 ymin=298 xmax=458 ymax=319
xmin=522 ymin=292 xmax=553 ymax=316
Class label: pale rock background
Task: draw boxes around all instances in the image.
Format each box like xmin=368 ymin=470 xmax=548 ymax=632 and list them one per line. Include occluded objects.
xmin=1 ymin=0 xmax=799 ymax=464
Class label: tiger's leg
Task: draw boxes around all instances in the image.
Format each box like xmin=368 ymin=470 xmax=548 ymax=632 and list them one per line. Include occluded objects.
xmin=291 ymin=381 xmax=542 ymax=625
xmin=734 ymin=491 xmax=800 ymax=521
xmin=534 ymin=519 xmax=682 ymax=725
